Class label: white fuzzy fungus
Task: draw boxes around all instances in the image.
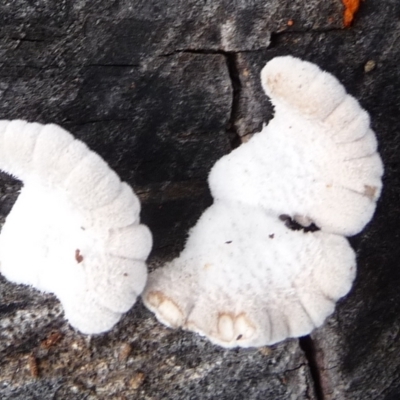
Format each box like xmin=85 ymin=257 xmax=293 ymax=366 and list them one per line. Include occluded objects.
xmin=142 ymin=56 xmax=384 ymax=348
xmin=0 ymin=120 xmax=152 ymax=334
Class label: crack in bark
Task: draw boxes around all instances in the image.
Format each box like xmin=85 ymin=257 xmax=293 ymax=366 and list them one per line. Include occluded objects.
xmin=159 ymin=48 xmax=339 ymax=400
xmin=9 ymin=36 xmax=46 ymax=43
xmin=159 ymin=47 xmax=269 ymax=57
xmin=67 ymin=118 xmax=131 ymax=126
xmin=299 ymin=336 xmax=325 ymax=400
xmin=224 ymin=52 xmax=242 ymax=150
xmin=85 ymin=63 xmax=140 ymax=68
xmin=159 ymin=48 xmax=243 ymax=150
xmin=284 ymin=362 xmax=307 ymax=373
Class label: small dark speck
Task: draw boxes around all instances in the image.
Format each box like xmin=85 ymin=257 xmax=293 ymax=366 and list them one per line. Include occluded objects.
xmin=236 ymin=334 xmax=243 ymax=340
xmin=225 ymin=241 xmax=232 ymax=244
xmin=81 ymin=227 xmax=85 ymax=230
xmin=75 ymin=249 xmax=84 ymax=263
xmin=123 ymin=273 xmax=128 ymax=277
xmin=269 ymin=234 xmax=274 ymax=239
xmin=279 ymin=214 xmax=290 ymax=221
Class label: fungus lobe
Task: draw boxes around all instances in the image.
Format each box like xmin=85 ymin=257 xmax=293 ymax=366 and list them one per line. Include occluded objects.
xmin=0 ymin=121 xmax=152 ymax=334
xmin=142 ymin=56 xmax=383 ymax=348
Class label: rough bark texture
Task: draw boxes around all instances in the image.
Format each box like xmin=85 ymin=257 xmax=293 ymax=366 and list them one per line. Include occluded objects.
xmin=0 ymin=0 xmax=399 ymax=399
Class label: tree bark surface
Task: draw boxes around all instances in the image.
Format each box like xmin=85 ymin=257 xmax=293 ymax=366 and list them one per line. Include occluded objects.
xmin=0 ymin=1 xmax=398 ymax=399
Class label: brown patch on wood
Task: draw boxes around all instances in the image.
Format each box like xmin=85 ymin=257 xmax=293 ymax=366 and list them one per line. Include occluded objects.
xmin=287 ymin=19 xmax=294 ymax=26
xmin=41 ymin=331 xmax=63 ymax=349
xmin=342 ymin=0 xmax=362 ymax=27
xmin=364 ymin=185 xmax=377 ymax=200
xmin=27 ymin=354 xmax=39 ymax=378
xmin=364 ymin=60 xmax=376 ymax=73
xmin=75 ymin=249 xmax=84 ymax=263
xmin=280 ymin=375 xmax=288 ymax=385
xmin=258 ymin=347 xmax=272 ymax=356
xmin=118 ymin=343 xmax=132 ymax=362
xmin=240 ymin=133 xmax=253 ymax=143
xmin=130 ymin=372 xmax=145 ymax=389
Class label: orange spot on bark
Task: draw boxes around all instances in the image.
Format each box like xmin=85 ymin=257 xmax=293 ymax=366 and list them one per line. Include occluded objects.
xmin=28 ymin=354 xmax=39 ymax=378
xmin=41 ymin=331 xmax=63 ymax=349
xmin=287 ymin=19 xmax=294 ymax=26
xmin=342 ymin=0 xmax=362 ymax=27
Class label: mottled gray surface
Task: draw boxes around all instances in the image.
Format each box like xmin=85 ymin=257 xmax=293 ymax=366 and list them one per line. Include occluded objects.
xmin=0 ymin=0 xmax=399 ymax=399
xmin=0 ymin=275 xmax=314 ymax=399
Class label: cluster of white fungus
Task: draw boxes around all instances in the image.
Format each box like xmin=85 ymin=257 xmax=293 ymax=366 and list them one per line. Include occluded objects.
xmin=0 ymin=121 xmax=152 ymax=334
xmin=0 ymin=56 xmax=383 ymax=346
xmin=142 ymin=56 xmax=384 ymax=348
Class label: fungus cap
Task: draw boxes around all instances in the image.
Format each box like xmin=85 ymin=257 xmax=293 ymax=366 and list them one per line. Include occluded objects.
xmin=142 ymin=56 xmax=383 ymax=348
xmin=0 ymin=120 xmax=152 ymax=334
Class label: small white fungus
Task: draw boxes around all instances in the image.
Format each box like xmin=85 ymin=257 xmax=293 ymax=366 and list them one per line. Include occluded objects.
xmin=142 ymin=56 xmax=384 ymax=348
xmin=0 ymin=120 xmax=152 ymax=334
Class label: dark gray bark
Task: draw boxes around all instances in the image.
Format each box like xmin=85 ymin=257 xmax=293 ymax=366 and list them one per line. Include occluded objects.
xmin=0 ymin=0 xmax=399 ymax=399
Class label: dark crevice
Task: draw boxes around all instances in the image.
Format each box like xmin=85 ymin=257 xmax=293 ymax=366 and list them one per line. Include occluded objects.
xmin=67 ymin=118 xmax=131 ymax=126
xmin=284 ymin=362 xmax=306 ymax=373
xmin=160 ymin=49 xmax=225 ymax=57
xmin=224 ymin=52 xmax=242 ymax=150
xmin=299 ymin=335 xmax=324 ymax=400
xmin=160 ymin=27 xmax=350 ymax=57
xmin=268 ymin=26 xmax=348 ymax=49
xmin=159 ymin=47 xmax=267 ymax=57
xmin=10 ymin=36 xmax=46 ymax=43
xmin=271 ymin=26 xmax=349 ymax=37
xmin=0 ymin=302 xmax=29 ymax=316
xmin=159 ymin=48 xmax=243 ymax=150
xmin=85 ymin=63 xmax=140 ymax=68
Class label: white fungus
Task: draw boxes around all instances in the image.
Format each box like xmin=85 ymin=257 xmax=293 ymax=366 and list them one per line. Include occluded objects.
xmin=0 ymin=120 xmax=152 ymax=334
xmin=142 ymin=56 xmax=384 ymax=348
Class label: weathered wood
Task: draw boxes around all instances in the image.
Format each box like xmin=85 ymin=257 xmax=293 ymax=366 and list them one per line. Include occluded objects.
xmin=0 ymin=0 xmax=399 ymax=398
